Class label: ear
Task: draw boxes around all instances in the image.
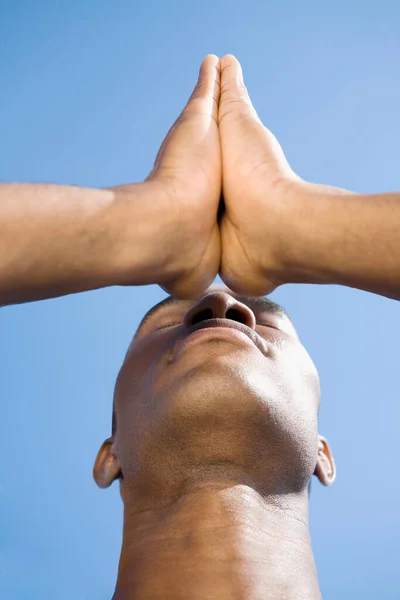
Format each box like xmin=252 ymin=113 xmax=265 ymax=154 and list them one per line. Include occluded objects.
xmin=314 ymin=435 xmax=336 ymax=486
xmin=93 ymin=437 xmax=121 ymax=488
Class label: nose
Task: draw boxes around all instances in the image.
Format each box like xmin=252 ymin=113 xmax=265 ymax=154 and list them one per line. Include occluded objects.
xmin=183 ymin=292 xmax=256 ymax=330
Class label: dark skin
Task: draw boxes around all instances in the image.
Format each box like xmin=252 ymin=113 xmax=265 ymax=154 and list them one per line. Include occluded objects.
xmin=1 ymin=55 xmax=399 ymax=304
xmin=1 ymin=53 xmax=399 ymax=599
xmin=94 ymin=283 xmax=336 ymax=600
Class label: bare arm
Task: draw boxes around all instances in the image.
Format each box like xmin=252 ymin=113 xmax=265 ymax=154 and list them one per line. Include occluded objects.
xmin=0 ymin=56 xmax=224 ymax=305
xmin=281 ymin=183 xmax=400 ymax=301
xmin=0 ymin=182 xmax=175 ymax=306
xmin=215 ymin=54 xmax=400 ymax=300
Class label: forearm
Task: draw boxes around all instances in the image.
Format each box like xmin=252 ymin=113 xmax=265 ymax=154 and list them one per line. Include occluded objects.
xmin=0 ymin=182 xmax=170 ymax=306
xmin=283 ymin=183 xmax=400 ymax=300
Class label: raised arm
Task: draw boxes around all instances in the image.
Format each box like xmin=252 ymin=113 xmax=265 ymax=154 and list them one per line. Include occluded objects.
xmin=0 ymin=181 xmax=172 ymax=305
xmin=271 ymin=182 xmax=400 ymax=301
xmin=0 ymin=54 xmax=222 ymax=306
xmin=217 ymin=54 xmax=400 ymax=301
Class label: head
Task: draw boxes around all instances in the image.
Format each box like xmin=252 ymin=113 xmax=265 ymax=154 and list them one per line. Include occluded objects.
xmin=93 ymin=284 xmax=335 ymax=506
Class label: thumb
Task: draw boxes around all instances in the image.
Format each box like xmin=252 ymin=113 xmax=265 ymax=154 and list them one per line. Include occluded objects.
xmin=219 ymin=54 xmax=260 ymax=123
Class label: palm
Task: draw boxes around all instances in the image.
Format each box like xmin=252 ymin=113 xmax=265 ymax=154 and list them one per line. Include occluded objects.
xmin=219 ymin=123 xmax=288 ymax=296
xmin=146 ymin=55 xmax=221 ymax=298
xmin=218 ymin=55 xmax=297 ymax=296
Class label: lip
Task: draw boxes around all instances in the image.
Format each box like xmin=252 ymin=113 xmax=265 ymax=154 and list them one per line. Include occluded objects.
xmin=175 ymin=319 xmax=268 ymax=357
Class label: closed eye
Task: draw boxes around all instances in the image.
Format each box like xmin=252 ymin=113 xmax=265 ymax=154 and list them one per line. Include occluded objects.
xmin=257 ymin=322 xmax=280 ymax=331
xmin=153 ymin=322 xmax=182 ymax=331
xmin=153 ymin=321 xmax=280 ymax=332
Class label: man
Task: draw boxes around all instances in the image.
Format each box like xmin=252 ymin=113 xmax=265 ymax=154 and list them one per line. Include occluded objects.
xmin=1 ymin=54 xmax=398 ymax=599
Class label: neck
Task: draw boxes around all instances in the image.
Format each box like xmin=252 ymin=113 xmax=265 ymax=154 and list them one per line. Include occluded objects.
xmin=112 ymin=479 xmax=321 ymax=600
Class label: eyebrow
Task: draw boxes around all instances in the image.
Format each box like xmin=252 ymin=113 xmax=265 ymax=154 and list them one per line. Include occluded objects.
xmin=134 ymin=294 xmax=290 ymax=338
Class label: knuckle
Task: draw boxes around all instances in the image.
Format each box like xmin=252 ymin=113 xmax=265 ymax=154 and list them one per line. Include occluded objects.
xmin=218 ymin=101 xmax=251 ymax=126
xmin=220 ymin=80 xmax=248 ymax=97
xmin=191 ymin=78 xmax=208 ymax=97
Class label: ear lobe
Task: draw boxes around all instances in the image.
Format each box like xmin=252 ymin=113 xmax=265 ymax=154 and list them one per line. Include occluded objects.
xmin=314 ymin=435 xmax=336 ymax=486
xmin=93 ymin=437 xmax=121 ymax=488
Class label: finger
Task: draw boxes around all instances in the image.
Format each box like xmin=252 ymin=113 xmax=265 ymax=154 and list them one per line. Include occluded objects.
xmin=147 ymin=55 xmax=220 ymax=180
xmin=218 ymin=54 xmax=260 ymax=124
xmin=184 ymin=54 xmax=221 ymax=125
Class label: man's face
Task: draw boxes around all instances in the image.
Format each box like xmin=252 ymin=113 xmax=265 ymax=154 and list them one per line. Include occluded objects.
xmin=111 ymin=284 xmax=322 ymax=502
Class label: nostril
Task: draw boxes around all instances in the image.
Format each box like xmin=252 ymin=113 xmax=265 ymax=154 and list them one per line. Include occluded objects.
xmin=225 ymin=308 xmax=247 ymax=324
xmin=191 ymin=308 xmax=214 ymax=326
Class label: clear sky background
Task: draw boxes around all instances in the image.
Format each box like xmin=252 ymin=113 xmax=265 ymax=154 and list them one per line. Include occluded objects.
xmin=1 ymin=1 xmax=399 ymax=598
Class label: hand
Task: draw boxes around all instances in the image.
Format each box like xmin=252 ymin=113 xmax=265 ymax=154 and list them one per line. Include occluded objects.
xmin=145 ymin=54 xmax=221 ymax=298
xmin=218 ymin=54 xmax=304 ymax=296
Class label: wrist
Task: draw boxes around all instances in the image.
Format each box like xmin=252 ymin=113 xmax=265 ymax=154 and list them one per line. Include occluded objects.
xmin=276 ymin=180 xmax=359 ymax=286
xmin=108 ymin=181 xmax=181 ymax=287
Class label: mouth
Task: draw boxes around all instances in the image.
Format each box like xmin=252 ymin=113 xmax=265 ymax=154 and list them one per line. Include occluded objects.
xmin=175 ymin=319 xmax=268 ymax=357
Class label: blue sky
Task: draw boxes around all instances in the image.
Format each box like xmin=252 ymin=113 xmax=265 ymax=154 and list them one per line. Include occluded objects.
xmin=1 ymin=1 xmax=399 ymax=598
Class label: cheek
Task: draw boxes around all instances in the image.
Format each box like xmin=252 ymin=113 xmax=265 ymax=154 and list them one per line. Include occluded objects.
xmin=280 ymin=347 xmax=320 ymax=447
xmin=116 ymin=335 xmax=168 ymax=398
xmin=268 ymin=346 xmax=320 ymax=482
xmin=112 ymin=355 xmax=148 ymax=446
xmin=256 ymin=340 xmax=320 ymax=428
xmin=275 ymin=337 xmax=320 ymax=393
xmin=112 ymin=338 xmax=171 ymax=448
